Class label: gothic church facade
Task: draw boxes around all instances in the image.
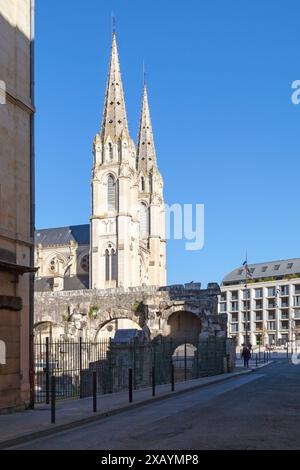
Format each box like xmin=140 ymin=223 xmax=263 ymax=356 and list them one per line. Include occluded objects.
xmin=35 ymin=33 xmax=166 ymax=291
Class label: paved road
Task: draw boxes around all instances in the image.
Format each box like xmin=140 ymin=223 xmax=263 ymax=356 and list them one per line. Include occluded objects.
xmin=10 ymin=359 xmax=300 ymax=450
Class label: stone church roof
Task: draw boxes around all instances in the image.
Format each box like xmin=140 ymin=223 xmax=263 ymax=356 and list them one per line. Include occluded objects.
xmin=35 ymin=224 xmax=90 ymax=247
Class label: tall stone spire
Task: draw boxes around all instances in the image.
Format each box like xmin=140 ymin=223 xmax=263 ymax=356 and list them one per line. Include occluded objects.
xmin=137 ymin=83 xmax=157 ymax=171
xmin=100 ymin=32 xmax=129 ymax=142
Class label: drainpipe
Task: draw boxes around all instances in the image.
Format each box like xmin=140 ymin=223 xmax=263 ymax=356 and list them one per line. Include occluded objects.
xmin=29 ymin=0 xmax=35 ymax=409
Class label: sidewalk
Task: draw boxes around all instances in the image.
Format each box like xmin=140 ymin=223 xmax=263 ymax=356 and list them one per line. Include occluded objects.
xmin=0 ymin=361 xmax=273 ymax=449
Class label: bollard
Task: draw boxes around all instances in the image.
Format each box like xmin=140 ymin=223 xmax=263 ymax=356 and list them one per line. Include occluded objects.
xmin=226 ymin=354 xmax=230 ymax=373
xmin=263 ymin=351 xmax=266 ymax=363
xmin=45 ymin=337 xmax=50 ymax=405
xmin=256 ymin=353 xmax=258 ymax=367
xmin=128 ymin=368 xmax=133 ymax=403
xmin=51 ymin=375 xmax=56 ymax=424
xmin=152 ymin=366 xmax=156 ymax=397
xmin=92 ymin=371 xmax=97 ymax=413
xmin=171 ymin=364 xmax=175 ymax=392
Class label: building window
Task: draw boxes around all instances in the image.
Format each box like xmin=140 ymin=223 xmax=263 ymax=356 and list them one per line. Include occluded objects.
xmin=287 ymin=263 xmax=293 ymax=269
xmin=267 ymin=287 xmax=276 ymax=297
xmin=268 ymin=299 xmax=276 ymax=309
xmin=294 ymin=285 xmax=300 ymax=295
xmin=243 ymin=289 xmax=250 ymax=300
xmin=107 ymin=175 xmax=116 ymax=211
xmin=109 ymin=142 xmax=113 ymax=160
xmin=111 ymin=249 xmax=117 ymax=280
xmin=231 ymin=313 xmax=238 ymax=322
xmin=255 ymin=300 xmax=263 ymax=310
xmin=231 ymin=291 xmax=238 ymax=301
xmin=255 ymin=312 xmax=263 ymax=321
xmin=280 ymin=285 xmax=289 ymax=296
xmin=281 ymin=298 xmax=289 ymax=308
xmin=231 ymin=301 xmax=239 ymax=312
xmin=268 ymin=310 xmax=276 ymax=320
xmin=105 ymin=250 xmax=110 ymax=281
xmin=231 ymin=324 xmax=239 ymax=333
xmin=281 ymin=320 xmax=289 ymax=330
xmin=220 ymin=292 xmax=227 ymax=302
xmin=274 ymin=264 xmax=280 ymax=271
xmin=294 ymin=296 xmax=300 ymax=307
xmin=219 ymin=303 xmax=227 ymax=313
xmin=105 ymin=247 xmax=117 ymax=282
xmin=281 ymin=310 xmax=289 ymax=320
xmin=267 ymin=321 xmax=276 ymax=331
xmin=139 ymin=203 xmax=149 ymax=238
xmin=261 ymin=266 xmax=268 ymax=272
xmin=294 ymin=309 xmax=300 ymax=319
xmin=254 ymin=288 xmax=263 ymax=298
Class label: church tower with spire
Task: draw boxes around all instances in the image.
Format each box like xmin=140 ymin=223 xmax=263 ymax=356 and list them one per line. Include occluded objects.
xmin=90 ymin=32 xmax=166 ymax=289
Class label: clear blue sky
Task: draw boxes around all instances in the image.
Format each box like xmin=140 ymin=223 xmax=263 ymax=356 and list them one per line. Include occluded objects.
xmin=35 ymin=0 xmax=300 ymax=287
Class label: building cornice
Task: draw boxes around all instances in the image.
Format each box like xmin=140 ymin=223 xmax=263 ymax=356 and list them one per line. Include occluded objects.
xmin=6 ymin=90 xmax=35 ymax=115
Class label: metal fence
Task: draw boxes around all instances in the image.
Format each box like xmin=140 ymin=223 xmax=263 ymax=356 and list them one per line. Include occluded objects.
xmin=34 ymin=336 xmax=232 ymax=404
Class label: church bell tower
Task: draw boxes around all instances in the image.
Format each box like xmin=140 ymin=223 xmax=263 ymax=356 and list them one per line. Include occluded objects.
xmin=90 ymin=32 xmax=166 ymax=289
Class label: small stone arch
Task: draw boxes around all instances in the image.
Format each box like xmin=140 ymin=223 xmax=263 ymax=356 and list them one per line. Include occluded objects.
xmin=33 ymin=320 xmax=63 ymax=342
xmin=162 ymin=309 xmax=202 ymax=348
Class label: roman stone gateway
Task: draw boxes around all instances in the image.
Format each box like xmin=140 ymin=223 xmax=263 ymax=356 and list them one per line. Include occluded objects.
xmin=34 ymin=283 xmax=227 ymax=345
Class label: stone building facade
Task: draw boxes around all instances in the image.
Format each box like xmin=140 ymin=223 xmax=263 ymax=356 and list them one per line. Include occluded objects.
xmin=0 ymin=0 xmax=35 ymax=411
xmin=35 ymin=32 xmax=166 ymax=291
xmin=219 ymin=258 xmax=300 ymax=347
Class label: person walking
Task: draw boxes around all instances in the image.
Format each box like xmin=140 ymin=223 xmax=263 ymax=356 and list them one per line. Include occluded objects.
xmin=241 ymin=344 xmax=251 ymax=368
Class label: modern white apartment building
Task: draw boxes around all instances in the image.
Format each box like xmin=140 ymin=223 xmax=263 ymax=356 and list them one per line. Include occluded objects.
xmin=219 ymin=258 xmax=300 ymax=347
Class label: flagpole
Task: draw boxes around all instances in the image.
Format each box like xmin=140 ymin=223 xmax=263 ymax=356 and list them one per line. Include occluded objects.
xmin=244 ymin=255 xmax=249 ymax=347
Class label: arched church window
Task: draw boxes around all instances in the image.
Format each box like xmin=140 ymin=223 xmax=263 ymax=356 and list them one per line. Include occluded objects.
xmin=105 ymin=249 xmax=110 ymax=281
xmin=107 ymin=175 xmax=116 ymax=211
xmin=139 ymin=203 xmax=149 ymax=238
xmin=109 ymin=142 xmax=113 ymax=160
xmin=111 ymin=249 xmax=117 ymax=280
xmin=141 ymin=177 xmax=145 ymax=192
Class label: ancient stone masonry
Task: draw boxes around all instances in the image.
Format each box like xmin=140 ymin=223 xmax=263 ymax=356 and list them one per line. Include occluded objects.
xmin=34 ymin=283 xmax=227 ymax=343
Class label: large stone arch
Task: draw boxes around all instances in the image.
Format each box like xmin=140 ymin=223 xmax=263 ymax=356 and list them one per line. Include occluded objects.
xmin=162 ymin=309 xmax=202 ymax=351
xmin=93 ymin=308 xmax=150 ymax=342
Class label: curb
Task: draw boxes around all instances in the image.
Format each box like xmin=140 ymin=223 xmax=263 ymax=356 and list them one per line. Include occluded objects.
xmin=0 ymin=366 xmax=262 ymax=449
